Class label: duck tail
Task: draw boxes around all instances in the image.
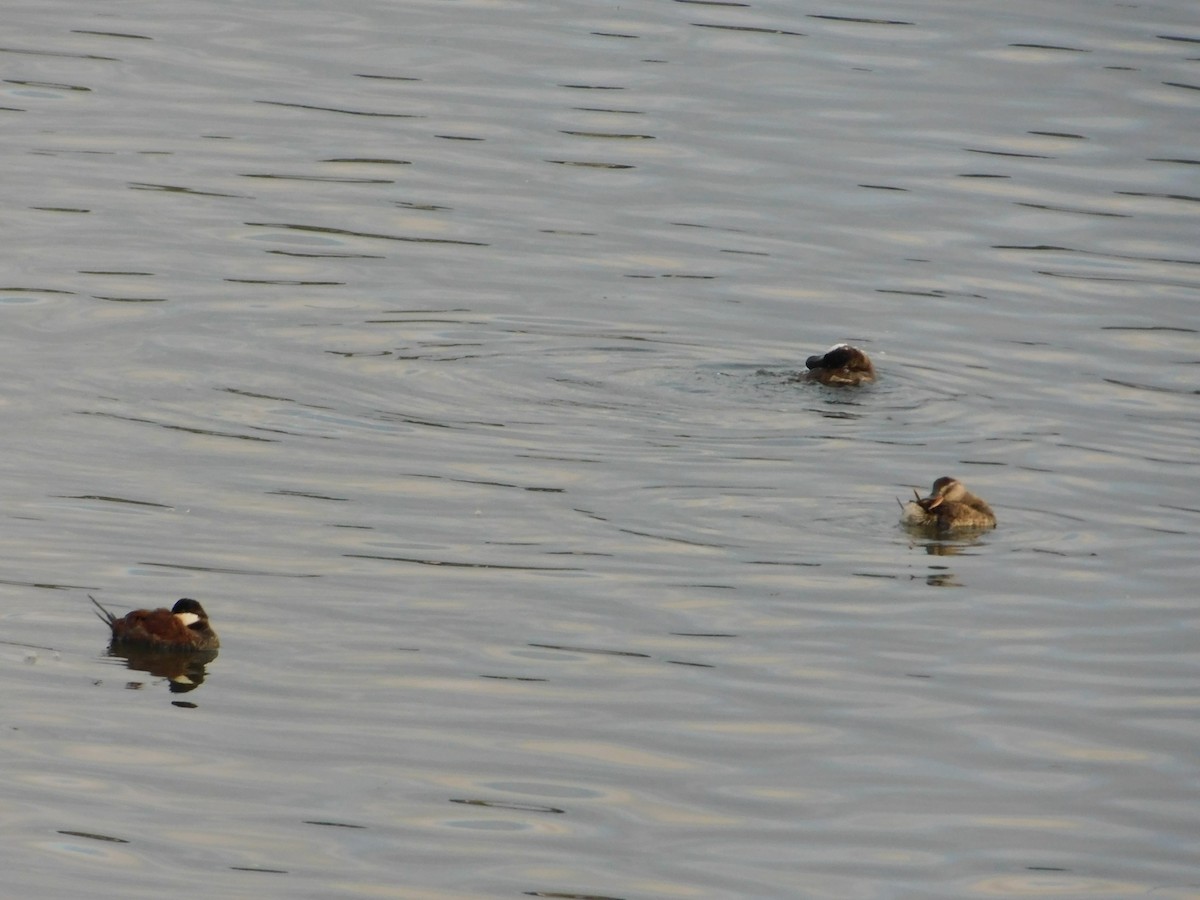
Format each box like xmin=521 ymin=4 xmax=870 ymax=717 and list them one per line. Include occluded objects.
xmin=89 ymin=594 xmax=117 ymax=629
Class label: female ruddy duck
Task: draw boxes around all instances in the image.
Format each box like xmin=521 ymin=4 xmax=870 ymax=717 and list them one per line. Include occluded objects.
xmin=90 ymin=595 xmax=219 ymax=651
xmin=900 ymin=476 xmax=996 ymax=531
xmin=802 ymin=344 xmax=876 ymax=385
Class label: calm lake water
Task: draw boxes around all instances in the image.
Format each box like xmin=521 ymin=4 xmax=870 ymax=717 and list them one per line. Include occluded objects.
xmin=3 ymin=1 xmax=1199 ymax=898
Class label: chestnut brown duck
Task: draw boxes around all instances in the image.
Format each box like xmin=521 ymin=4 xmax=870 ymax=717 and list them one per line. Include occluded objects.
xmin=900 ymin=476 xmax=996 ymax=531
xmin=90 ymin=595 xmax=220 ymax=651
xmin=802 ymin=344 xmax=876 ymax=385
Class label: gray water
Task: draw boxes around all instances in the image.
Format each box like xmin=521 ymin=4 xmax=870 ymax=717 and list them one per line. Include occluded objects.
xmin=3 ymin=1 xmax=1199 ymax=898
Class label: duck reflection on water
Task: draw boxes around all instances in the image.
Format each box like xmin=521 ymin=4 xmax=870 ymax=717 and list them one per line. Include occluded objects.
xmin=106 ymin=644 xmax=218 ymax=693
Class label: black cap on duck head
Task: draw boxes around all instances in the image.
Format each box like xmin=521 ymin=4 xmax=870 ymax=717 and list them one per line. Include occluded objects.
xmin=170 ymin=598 xmax=210 ymax=629
xmin=806 ymin=344 xmax=849 ymax=370
xmin=802 ymin=344 xmax=877 ymax=385
xmin=806 ymin=344 xmax=874 ymax=372
xmin=171 ymin=598 xmax=207 ymax=617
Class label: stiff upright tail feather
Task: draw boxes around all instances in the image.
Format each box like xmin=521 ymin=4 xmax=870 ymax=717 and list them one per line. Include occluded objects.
xmin=89 ymin=594 xmax=117 ymax=629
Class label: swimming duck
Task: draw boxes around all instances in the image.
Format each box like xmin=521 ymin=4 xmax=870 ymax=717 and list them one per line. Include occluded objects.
xmin=802 ymin=344 xmax=876 ymax=385
xmin=900 ymin=476 xmax=996 ymax=531
xmin=90 ymin=595 xmax=220 ymax=651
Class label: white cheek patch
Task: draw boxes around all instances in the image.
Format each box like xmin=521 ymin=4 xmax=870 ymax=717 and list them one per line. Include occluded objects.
xmin=175 ymin=612 xmax=200 ymax=627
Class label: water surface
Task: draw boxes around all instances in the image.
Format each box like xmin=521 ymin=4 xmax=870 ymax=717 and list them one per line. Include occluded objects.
xmin=3 ymin=1 xmax=1199 ymax=898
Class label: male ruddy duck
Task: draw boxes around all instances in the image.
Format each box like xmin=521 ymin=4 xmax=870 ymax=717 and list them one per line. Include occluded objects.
xmin=803 ymin=344 xmax=876 ymax=385
xmin=900 ymin=476 xmax=996 ymax=531
xmin=90 ymin=595 xmax=220 ymax=651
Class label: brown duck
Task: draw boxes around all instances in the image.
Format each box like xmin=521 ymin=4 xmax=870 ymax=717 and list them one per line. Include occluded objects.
xmin=802 ymin=344 xmax=876 ymax=385
xmin=900 ymin=476 xmax=996 ymax=531
xmin=91 ymin=595 xmax=220 ymax=651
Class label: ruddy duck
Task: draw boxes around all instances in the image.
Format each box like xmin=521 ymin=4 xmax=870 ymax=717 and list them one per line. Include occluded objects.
xmin=900 ymin=476 xmax=996 ymax=531
xmin=90 ymin=595 xmax=220 ymax=651
xmin=803 ymin=344 xmax=876 ymax=385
